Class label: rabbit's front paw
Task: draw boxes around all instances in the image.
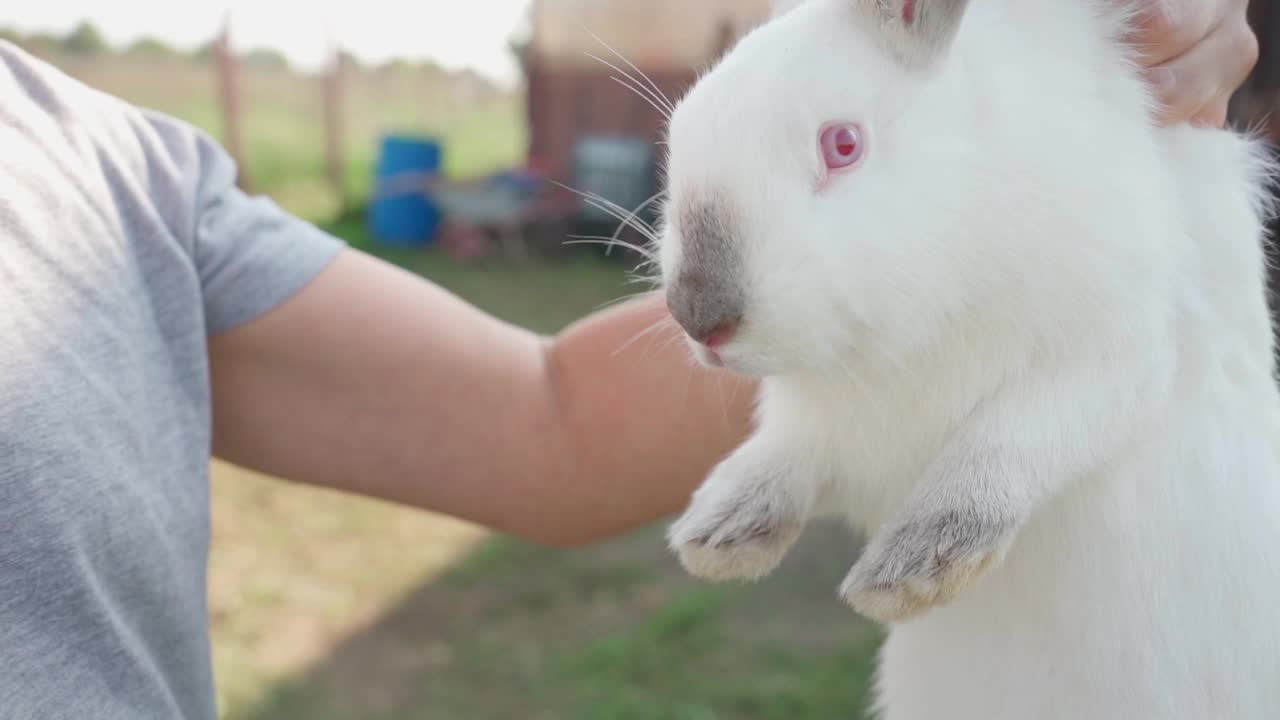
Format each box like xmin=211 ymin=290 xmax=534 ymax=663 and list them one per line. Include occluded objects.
xmin=668 ymin=462 xmax=805 ymax=582
xmin=839 ymin=504 xmax=1016 ymax=623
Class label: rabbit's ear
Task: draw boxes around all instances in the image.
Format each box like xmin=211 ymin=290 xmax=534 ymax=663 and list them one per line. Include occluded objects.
xmin=854 ymin=0 xmax=972 ymax=70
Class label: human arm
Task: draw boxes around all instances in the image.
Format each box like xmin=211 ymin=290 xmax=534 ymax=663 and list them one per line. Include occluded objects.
xmin=207 ymin=248 xmax=756 ymax=547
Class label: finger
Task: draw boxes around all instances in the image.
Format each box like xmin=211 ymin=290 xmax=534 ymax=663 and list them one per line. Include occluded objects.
xmin=1126 ymin=0 xmax=1219 ymax=68
xmin=1144 ymin=16 xmax=1259 ymax=126
xmin=1192 ymin=18 xmax=1258 ymax=129
xmin=1190 ymin=99 xmax=1229 ymax=129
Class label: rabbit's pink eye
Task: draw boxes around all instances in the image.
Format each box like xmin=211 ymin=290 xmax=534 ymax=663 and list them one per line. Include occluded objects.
xmin=820 ymin=124 xmax=863 ymax=169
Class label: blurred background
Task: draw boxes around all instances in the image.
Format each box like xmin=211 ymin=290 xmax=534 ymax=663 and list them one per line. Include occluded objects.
xmin=5 ymin=1 xmax=1280 ymax=718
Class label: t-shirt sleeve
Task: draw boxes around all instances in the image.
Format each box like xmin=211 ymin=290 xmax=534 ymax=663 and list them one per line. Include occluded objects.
xmin=133 ymin=110 xmax=348 ymax=335
xmin=0 ymin=40 xmax=347 ymax=335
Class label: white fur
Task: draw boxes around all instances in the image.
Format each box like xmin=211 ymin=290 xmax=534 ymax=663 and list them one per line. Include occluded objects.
xmin=658 ymin=0 xmax=1280 ymax=718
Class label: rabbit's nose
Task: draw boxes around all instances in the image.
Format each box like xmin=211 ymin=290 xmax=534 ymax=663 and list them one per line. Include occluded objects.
xmin=700 ymin=321 xmax=737 ymax=349
xmin=681 ymin=315 xmax=738 ymax=348
xmin=666 ymin=270 xmax=743 ymax=348
xmin=665 ymin=193 xmax=745 ymax=347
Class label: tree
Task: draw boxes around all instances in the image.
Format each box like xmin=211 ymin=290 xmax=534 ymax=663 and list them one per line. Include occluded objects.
xmin=61 ymin=21 xmax=107 ymax=56
xmin=375 ymin=57 xmax=416 ymax=76
xmin=337 ymin=49 xmax=361 ymax=72
xmin=124 ymin=37 xmax=180 ymax=61
xmin=241 ymin=47 xmax=289 ymax=71
xmin=507 ymin=2 xmax=534 ymax=72
xmin=190 ymin=39 xmax=217 ymax=64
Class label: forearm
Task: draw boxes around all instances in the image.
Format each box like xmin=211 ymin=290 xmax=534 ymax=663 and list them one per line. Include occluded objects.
xmin=209 ymin=249 xmax=755 ymax=546
xmin=542 ymin=291 xmax=757 ymax=544
xmin=209 ymin=250 xmax=557 ymax=531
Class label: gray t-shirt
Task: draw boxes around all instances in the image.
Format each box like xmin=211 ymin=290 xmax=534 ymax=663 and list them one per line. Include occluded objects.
xmin=0 ymin=42 xmax=345 ymax=719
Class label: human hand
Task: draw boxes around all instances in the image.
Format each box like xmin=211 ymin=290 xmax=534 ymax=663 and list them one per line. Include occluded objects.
xmin=1128 ymin=0 xmax=1259 ymax=128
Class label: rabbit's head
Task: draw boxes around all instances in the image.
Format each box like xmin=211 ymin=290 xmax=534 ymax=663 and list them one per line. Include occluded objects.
xmin=659 ymin=0 xmax=1014 ymax=377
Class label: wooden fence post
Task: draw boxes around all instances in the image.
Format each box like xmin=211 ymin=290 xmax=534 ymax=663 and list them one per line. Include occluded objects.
xmin=214 ymin=12 xmax=251 ymax=192
xmin=322 ymin=43 xmax=347 ymax=209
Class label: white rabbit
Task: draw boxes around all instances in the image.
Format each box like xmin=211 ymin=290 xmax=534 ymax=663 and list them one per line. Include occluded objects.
xmin=658 ymin=0 xmax=1280 ymax=718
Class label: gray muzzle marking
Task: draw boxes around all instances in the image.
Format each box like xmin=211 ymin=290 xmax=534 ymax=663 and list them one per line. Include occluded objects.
xmin=665 ymin=195 xmax=745 ymax=343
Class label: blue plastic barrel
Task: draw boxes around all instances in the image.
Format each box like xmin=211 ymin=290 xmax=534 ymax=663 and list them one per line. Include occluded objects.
xmin=369 ymin=135 xmax=443 ymax=247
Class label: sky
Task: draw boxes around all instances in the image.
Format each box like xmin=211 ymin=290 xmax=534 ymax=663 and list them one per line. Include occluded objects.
xmin=9 ymin=0 xmax=533 ymax=86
